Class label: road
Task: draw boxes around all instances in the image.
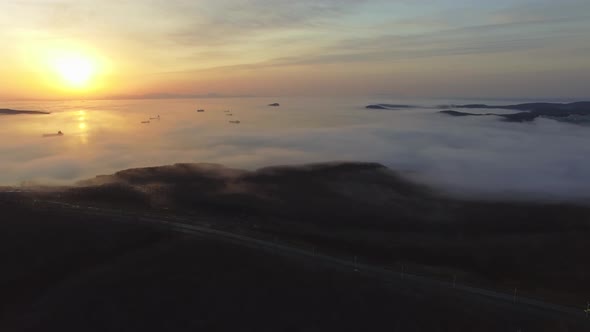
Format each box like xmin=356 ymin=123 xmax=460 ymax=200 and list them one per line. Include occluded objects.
xmin=20 ymin=198 xmax=590 ymax=327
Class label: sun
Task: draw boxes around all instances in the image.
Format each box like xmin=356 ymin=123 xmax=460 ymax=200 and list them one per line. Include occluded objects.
xmin=52 ymin=54 xmax=96 ymax=89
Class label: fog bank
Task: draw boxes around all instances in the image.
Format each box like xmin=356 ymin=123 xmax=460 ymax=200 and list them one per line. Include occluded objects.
xmin=1 ymin=98 xmax=589 ymax=202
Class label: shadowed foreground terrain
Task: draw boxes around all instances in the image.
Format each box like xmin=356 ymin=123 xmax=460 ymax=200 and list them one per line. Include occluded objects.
xmin=2 ymin=162 xmax=590 ymax=331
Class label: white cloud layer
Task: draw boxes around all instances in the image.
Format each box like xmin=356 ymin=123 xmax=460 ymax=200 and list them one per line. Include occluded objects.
xmin=1 ymin=97 xmax=589 ymax=202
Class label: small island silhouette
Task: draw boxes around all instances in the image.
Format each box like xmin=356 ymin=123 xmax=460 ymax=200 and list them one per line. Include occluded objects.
xmin=439 ymin=101 xmax=590 ymax=122
xmin=0 ymin=108 xmax=50 ymax=115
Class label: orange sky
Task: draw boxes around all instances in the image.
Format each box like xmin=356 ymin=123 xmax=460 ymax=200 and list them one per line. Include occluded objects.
xmin=1 ymin=0 xmax=589 ymax=100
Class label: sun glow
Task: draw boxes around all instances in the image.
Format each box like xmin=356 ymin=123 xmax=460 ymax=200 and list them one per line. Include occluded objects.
xmin=51 ymin=54 xmax=97 ymax=89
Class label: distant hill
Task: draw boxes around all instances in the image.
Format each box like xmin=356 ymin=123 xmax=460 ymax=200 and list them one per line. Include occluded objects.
xmin=0 ymin=109 xmax=50 ymax=115
xmin=74 ymin=162 xmax=438 ymax=226
xmin=70 ymin=161 xmax=590 ymax=229
xmin=457 ymin=102 xmax=590 ymax=112
xmin=440 ymin=102 xmax=590 ymax=122
xmin=439 ymin=110 xmax=487 ymax=117
xmin=366 ymin=104 xmax=415 ymax=110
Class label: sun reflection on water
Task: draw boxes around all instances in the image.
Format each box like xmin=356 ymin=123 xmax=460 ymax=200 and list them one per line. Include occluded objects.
xmin=77 ymin=110 xmax=88 ymax=144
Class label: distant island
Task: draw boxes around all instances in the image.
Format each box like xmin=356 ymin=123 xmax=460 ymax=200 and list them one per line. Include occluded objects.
xmin=440 ymin=102 xmax=590 ymax=122
xmin=0 ymin=108 xmax=50 ymax=115
xmin=366 ymin=104 xmax=415 ymax=110
xmin=439 ymin=110 xmax=487 ymax=117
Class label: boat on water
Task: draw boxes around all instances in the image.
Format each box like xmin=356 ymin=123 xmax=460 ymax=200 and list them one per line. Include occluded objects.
xmin=149 ymin=115 xmax=160 ymax=120
xmin=141 ymin=120 xmax=150 ymax=124
xmin=229 ymin=120 xmax=241 ymax=124
xmin=42 ymin=131 xmax=64 ymax=137
xmin=197 ymin=109 xmax=205 ymax=112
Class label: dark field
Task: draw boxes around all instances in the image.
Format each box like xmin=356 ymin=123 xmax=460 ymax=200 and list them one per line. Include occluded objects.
xmin=59 ymin=162 xmax=590 ymax=306
xmin=1 ymin=162 xmax=590 ymax=331
xmin=0 ymin=199 xmax=586 ymax=332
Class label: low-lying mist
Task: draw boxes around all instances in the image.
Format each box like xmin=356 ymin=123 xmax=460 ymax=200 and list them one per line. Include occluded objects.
xmin=1 ymin=98 xmax=589 ymax=202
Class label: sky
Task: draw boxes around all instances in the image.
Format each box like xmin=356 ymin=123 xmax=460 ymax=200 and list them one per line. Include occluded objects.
xmin=1 ymin=0 xmax=589 ymax=100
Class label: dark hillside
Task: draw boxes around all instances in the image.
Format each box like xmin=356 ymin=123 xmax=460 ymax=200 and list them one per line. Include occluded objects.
xmin=22 ymin=162 xmax=590 ymax=307
xmin=0 ymin=196 xmax=584 ymax=331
